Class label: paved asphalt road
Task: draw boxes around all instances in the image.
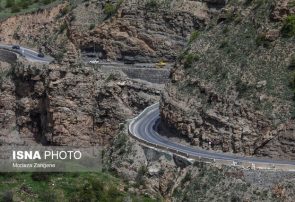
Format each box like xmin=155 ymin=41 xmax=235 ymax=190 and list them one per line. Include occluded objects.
xmin=1 ymin=44 xmax=172 ymax=68
xmin=0 ymin=44 xmax=53 ymax=63
xmin=129 ymin=103 xmax=295 ymax=166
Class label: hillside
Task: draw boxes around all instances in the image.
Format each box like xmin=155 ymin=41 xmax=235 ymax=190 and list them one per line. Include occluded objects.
xmin=1 ymin=0 xmax=295 ymax=201
xmin=0 ymin=0 xmax=60 ymax=20
xmin=161 ymin=0 xmax=295 ymax=160
xmin=0 ymin=0 xmax=222 ymax=64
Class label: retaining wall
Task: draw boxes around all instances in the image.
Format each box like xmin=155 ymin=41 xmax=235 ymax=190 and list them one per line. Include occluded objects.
xmin=100 ymin=65 xmax=170 ymax=84
xmin=0 ymin=49 xmax=17 ymax=64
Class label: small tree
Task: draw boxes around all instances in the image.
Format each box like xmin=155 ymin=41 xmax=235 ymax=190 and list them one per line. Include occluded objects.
xmin=290 ymin=55 xmax=295 ymax=70
xmin=104 ymin=3 xmax=116 ymax=17
xmin=11 ymin=4 xmax=20 ymax=13
xmin=281 ymin=15 xmax=295 ymax=37
xmin=2 ymin=191 xmax=13 ymax=202
xmin=5 ymin=0 xmax=15 ymax=8
xmin=189 ymin=31 xmax=199 ymax=44
xmin=89 ymin=23 xmax=95 ymax=30
xmin=19 ymin=0 xmax=31 ymax=9
xmin=145 ymin=0 xmax=159 ymax=10
xmin=103 ymin=0 xmax=123 ymax=18
xmin=290 ymin=71 xmax=295 ymax=95
xmin=42 ymin=0 xmax=53 ymax=5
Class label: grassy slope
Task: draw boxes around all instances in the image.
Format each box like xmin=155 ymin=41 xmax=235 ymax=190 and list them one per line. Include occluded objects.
xmin=177 ymin=0 xmax=295 ymax=121
xmin=0 ymin=0 xmax=61 ymax=20
xmin=0 ymin=172 xmax=157 ymax=202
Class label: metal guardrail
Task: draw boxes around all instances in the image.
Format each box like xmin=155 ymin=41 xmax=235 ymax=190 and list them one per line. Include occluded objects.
xmin=128 ymin=103 xmax=295 ymax=171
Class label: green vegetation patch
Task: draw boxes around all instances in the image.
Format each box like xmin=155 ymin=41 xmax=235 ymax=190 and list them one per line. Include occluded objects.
xmin=255 ymin=33 xmax=271 ymax=48
xmin=289 ymin=55 xmax=295 ymax=101
xmin=289 ymin=71 xmax=295 ymax=94
xmin=145 ymin=0 xmax=159 ymax=11
xmin=0 ymin=172 xmax=157 ymax=202
xmin=176 ymin=1 xmax=295 ymax=122
xmin=0 ymin=0 xmax=60 ymax=20
xmin=183 ymin=53 xmax=200 ymax=69
xmin=281 ymin=15 xmax=295 ymax=38
xmin=103 ymin=0 xmax=123 ymax=18
xmin=290 ymin=54 xmax=295 ymax=70
xmin=188 ymin=31 xmax=199 ymax=44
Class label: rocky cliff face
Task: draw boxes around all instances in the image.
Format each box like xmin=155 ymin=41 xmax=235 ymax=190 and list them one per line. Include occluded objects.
xmin=76 ymin=0 xmax=211 ymax=63
xmin=160 ymin=0 xmax=295 ymax=160
xmin=107 ymin=129 xmax=295 ymax=201
xmin=0 ymin=0 xmax=223 ymax=64
xmin=0 ymin=3 xmax=78 ymax=64
xmin=0 ymin=59 xmax=161 ymax=146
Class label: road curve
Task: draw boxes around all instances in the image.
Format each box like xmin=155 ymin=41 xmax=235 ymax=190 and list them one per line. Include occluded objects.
xmin=0 ymin=44 xmax=53 ymax=63
xmin=129 ymin=103 xmax=295 ymax=169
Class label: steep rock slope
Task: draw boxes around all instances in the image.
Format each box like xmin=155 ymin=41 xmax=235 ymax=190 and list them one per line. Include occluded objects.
xmin=0 ymin=0 xmax=223 ymax=64
xmin=107 ymin=129 xmax=295 ymax=201
xmin=76 ymin=0 xmax=212 ymax=63
xmin=0 ymin=59 xmax=161 ymax=146
xmin=160 ymin=0 xmax=295 ymax=159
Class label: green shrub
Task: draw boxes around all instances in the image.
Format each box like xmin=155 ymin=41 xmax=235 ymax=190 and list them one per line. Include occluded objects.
xmin=60 ymin=5 xmax=70 ymax=16
xmin=89 ymin=23 xmax=95 ymax=30
xmin=289 ymin=55 xmax=295 ymax=101
xmin=219 ymin=40 xmax=229 ymax=49
xmin=113 ymin=133 xmax=127 ymax=149
xmin=5 ymin=0 xmax=15 ymax=8
xmin=281 ymin=15 xmax=295 ymax=37
xmin=42 ymin=0 xmax=53 ymax=5
xmin=59 ymin=22 xmax=67 ymax=33
xmin=254 ymin=0 xmax=267 ymax=9
xmin=135 ymin=165 xmax=148 ymax=186
xmin=290 ymin=55 xmax=295 ymax=70
xmin=256 ymin=33 xmax=270 ymax=47
xmin=183 ymin=53 xmax=199 ymax=68
xmin=31 ymin=172 xmax=50 ymax=181
xmin=19 ymin=0 xmax=30 ymax=9
xmin=11 ymin=4 xmax=20 ymax=13
xmin=244 ymin=0 xmax=254 ymax=6
xmin=104 ymin=3 xmax=115 ymax=16
xmin=236 ymin=79 xmax=249 ymax=97
xmin=181 ymin=172 xmax=191 ymax=185
xmin=145 ymin=0 xmax=159 ymax=10
xmin=2 ymin=191 xmax=13 ymax=202
xmin=290 ymin=71 xmax=295 ymax=95
xmin=39 ymin=192 xmax=57 ymax=202
xmin=104 ymin=0 xmax=123 ymax=18
xmin=106 ymin=74 xmax=115 ymax=82
xmin=189 ymin=31 xmax=199 ymax=44
xmin=70 ymin=177 xmax=125 ymax=202
xmin=0 ymin=68 xmax=12 ymax=82
xmin=288 ymin=1 xmax=295 ymax=7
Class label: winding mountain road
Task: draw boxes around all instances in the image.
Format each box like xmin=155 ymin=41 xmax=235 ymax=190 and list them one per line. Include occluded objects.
xmin=0 ymin=44 xmax=53 ymax=63
xmin=2 ymin=44 xmax=294 ymax=170
xmin=129 ymin=103 xmax=295 ymax=170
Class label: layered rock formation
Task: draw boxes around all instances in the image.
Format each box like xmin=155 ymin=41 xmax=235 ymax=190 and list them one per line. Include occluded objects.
xmin=160 ymin=0 xmax=295 ymax=160
xmin=0 ymin=0 xmax=223 ymax=64
xmin=0 ymin=60 xmax=21 ymax=145
xmin=0 ymin=3 xmax=77 ymax=63
xmin=0 ymin=59 xmax=162 ymax=146
xmin=107 ymin=129 xmax=295 ymax=201
xmin=77 ymin=0 xmax=209 ymax=63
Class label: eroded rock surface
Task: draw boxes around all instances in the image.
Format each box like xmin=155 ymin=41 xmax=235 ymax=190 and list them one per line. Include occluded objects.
xmin=0 ymin=59 xmax=162 ymax=146
xmin=0 ymin=0 xmax=223 ymax=64
xmin=160 ymin=0 xmax=295 ymax=160
xmin=107 ymin=130 xmax=295 ymax=201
